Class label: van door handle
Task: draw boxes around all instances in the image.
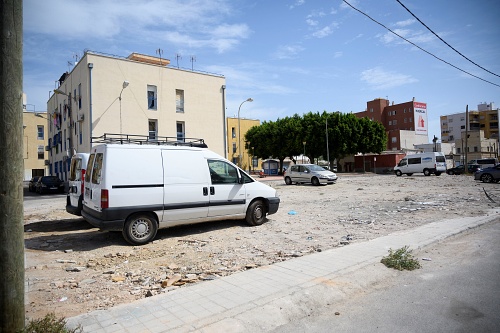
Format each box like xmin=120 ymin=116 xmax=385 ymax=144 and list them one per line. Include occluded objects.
xmin=203 ymin=187 xmax=208 ymax=196
xmin=210 ymin=186 xmax=215 ymax=195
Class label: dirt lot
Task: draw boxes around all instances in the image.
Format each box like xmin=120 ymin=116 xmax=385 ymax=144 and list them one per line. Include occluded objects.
xmin=24 ymin=173 xmax=500 ymax=320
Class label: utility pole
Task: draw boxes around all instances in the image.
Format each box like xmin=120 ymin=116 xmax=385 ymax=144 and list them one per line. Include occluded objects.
xmin=465 ymin=105 xmax=469 ymax=174
xmin=0 ymin=1 xmax=25 ymax=332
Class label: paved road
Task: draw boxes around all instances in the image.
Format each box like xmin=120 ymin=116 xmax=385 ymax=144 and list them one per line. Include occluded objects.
xmin=271 ymin=219 xmax=500 ymax=333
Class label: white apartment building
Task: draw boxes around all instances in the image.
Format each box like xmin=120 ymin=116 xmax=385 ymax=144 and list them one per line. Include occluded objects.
xmin=46 ymin=51 xmax=226 ymax=181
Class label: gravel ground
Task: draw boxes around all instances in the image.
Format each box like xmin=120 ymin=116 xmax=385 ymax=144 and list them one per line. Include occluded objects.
xmin=23 ymin=173 xmax=500 ymax=320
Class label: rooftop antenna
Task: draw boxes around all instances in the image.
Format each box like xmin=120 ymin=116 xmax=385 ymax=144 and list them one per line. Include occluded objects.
xmin=67 ymin=61 xmax=72 ymax=71
xmin=156 ymin=48 xmax=164 ymax=65
xmin=190 ymin=55 xmax=196 ymax=71
xmin=176 ymin=53 xmax=182 ymax=68
xmin=73 ymin=53 xmax=79 ymax=65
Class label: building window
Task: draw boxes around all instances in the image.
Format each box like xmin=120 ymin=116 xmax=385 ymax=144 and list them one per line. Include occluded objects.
xmin=78 ymin=83 xmax=82 ymax=109
xmin=176 ymin=89 xmax=184 ymax=113
xmin=370 ymin=108 xmax=373 ymax=112
xmin=391 ymin=137 xmax=397 ymax=143
xmin=232 ymin=158 xmax=238 ymax=164
xmin=37 ymin=125 xmax=44 ymax=140
xmin=147 ymin=85 xmax=157 ymax=110
xmin=176 ymin=122 xmax=185 ymax=142
xmin=388 ymin=120 xmax=392 ymax=125
xmin=231 ymin=127 xmax=236 ymax=138
xmin=404 ymin=108 xmax=406 ymax=113
xmin=37 ymin=145 xmax=44 ymax=159
xmin=448 ymin=118 xmax=453 ymax=123
xmin=393 ymin=120 xmax=397 ymax=125
xmin=148 ymin=119 xmax=157 ymax=140
xmin=232 ymin=142 xmax=237 ymax=153
xmin=404 ymin=118 xmax=407 ymax=123
xmin=474 ymin=146 xmax=478 ymax=152
xmin=63 ymin=129 xmax=66 ymax=151
xmin=461 ymin=125 xmax=465 ymax=129
xmin=410 ymin=118 xmax=412 ymax=123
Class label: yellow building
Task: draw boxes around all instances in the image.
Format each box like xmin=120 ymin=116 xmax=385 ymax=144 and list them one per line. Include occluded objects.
xmin=226 ymin=117 xmax=260 ymax=172
xmin=22 ymin=111 xmax=48 ymax=180
xmin=46 ymin=51 xmax=226 ymax=181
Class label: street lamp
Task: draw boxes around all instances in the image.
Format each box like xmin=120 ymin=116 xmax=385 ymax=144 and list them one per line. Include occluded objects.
xmin=119 ymin=81 xmax=129 ymax=134
xmin=238 ymin=98 xmax=253 ymax=167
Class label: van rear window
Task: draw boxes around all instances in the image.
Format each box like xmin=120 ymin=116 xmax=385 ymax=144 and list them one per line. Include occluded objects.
xmin=91 ymin=153 xmax=103 ymax=184
xmin=85 ymin=154 xmax=95 ymax=183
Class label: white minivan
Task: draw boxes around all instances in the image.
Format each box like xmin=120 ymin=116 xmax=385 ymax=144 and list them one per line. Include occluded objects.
xmin=66 ymin=152 xmax=90 ymax=216
xmin=394 ymin=152 xmax=447 ymax=176
xmin=82 ymin=143 xmax=280 ymax=245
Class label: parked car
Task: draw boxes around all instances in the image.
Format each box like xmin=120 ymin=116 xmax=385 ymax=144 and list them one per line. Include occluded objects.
xmin=28 ymin=176 xmax=40 ymax=192
xmin=284 ymin=164 xmax=338 ymax=186
xmin=474 ymin=164 xmax=500 ymax=183
xmin=35 ymin=176 xmax=65 ymax=194
xmin=394 ymin=152 xmax=446 ymax=176
xmin=446 ymin=164 xmax=481 ymax=175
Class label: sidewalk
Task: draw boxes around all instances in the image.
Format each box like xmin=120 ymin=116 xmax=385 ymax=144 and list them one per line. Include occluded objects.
xmin=66 ymin=211 xmax=500 ymax=333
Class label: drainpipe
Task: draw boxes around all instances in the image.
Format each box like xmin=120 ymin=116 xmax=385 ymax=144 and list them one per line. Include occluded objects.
xmin=88 ymin=63 xmax=93 ymax=150
xmin=222 ymin=85 xmax=227 ymax=158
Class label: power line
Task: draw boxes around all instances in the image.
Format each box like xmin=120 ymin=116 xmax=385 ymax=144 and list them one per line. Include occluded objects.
xmin=396 ymin=0 xmax=500 ymax=79
xmin=342 ymin=0 xmax=500 ymax=88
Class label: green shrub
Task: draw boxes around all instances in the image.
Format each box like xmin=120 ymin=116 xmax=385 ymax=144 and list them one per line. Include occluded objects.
xmin=381 ymin=245 xmax=421 ymax=271
xmin=18 ymin=313 xmax=82 ymax=333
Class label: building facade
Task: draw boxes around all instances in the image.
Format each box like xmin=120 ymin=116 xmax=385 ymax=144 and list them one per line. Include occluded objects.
xmin=226 ymin=117 xmax=260 ymax=171
xmin=46 ymin=51 xmax=226 ymax=181
xmin=354 ymin=98 xmax=429 ymax=152
xmin=22 ymin=111 xmax=48 ymax=180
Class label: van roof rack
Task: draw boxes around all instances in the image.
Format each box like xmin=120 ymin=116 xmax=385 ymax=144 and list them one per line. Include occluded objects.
xmin=91 ymin=133 xmax=208 ymax=148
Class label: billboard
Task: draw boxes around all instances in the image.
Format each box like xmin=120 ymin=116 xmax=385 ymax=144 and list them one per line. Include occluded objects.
xmin=414 ymin=102 xmax=428 ymax=136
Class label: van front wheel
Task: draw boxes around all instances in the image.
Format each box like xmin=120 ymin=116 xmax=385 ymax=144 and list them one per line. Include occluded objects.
xmin=246 ymin=200 xmax=266 ymax=226
xmin=395 ymin=170 xmax=402 ymax=177
xmin=123 ymin=214 xmax=158 ymax=245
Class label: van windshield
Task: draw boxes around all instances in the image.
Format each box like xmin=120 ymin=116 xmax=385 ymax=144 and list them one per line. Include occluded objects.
xmin=436 ymin=156 xmax=445 ymax=163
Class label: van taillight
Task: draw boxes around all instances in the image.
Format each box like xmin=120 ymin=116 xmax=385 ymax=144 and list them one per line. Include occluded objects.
xmin=101 ymin=189 xmax=109 ymax=209
xmin=81 ymin=169 xmax=86 ymax=194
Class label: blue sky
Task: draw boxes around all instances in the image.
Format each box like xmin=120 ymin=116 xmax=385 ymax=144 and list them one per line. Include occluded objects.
xmin=23 ymin=0 xmax=500 ymax=143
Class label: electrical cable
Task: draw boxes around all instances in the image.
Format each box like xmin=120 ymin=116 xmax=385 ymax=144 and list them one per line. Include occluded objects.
xmin=396 ymin=0 xmax=500 ymax=79
xmin=342 ymin=0 xmax=500 ymax=88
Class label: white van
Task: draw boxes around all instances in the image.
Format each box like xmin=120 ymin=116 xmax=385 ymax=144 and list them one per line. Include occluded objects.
xmin=394 ymin=152 xmax=446 ymax=176
xmin=66 ymin=152 xmax=90 ymax=216
xmin=82 ymin=142 xmax=280 ymax=245
xmin=468 ymin=158 xmax=498 ymax=169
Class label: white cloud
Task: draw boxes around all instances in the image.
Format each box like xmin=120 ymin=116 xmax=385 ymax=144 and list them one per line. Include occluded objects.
xmin=272 ymin=44 xmax=305 ymax=59
xmin=306 ymin=19 xmax=319 ymax=26
xmin=289 ymin=0 xmax=305 ymax=9
xmin=394 ymin=19 xmax=416 ymax=27
xmin=360 ymin=67 xmax=418 ymax=90
xmin=23 ymin=0 xmax=246 ymax=53
xmin=311 ymin=24 xmax=338 ymax=38
xmin=333 ymin=51 xmax=343 ymax=58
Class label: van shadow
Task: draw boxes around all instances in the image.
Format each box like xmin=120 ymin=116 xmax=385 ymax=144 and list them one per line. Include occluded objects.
xmin=24 ymin=218 xmax=252 ymax=252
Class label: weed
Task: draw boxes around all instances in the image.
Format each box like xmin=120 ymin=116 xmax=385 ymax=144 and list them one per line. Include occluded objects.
xmin=381 ymin=245 xmax=421 ymax=271
xmin=18 ymin=313 xmax=82 ymax=333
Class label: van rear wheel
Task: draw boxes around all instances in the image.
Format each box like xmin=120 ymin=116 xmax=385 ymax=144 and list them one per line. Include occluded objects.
xmin=246 ymin=200 xmax=266 ymax=226
xmin=424 ymin=169 xmax=431 ymax=176
xmin=123 ymin=214 xmax=158 ymax=245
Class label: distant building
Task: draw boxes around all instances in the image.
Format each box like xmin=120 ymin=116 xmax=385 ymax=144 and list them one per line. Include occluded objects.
xmin=226 ymin=117 xmax=260 ymax=171
xmin=440 ymin=102 xmax=499 ymax=165
xmin=354 ymin=97 xmax=429 ymax=152
xmin=22 ymin=110 xmax=48 ymax=180
xmin=46 ymin=51 xmax=226 ymax=181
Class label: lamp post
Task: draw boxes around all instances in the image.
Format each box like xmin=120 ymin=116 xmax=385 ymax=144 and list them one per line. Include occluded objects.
xmin=252 ymin=146 xmax=255 ymax=172
xmin=238 ymin=98 xmax=253 ymax=167
xmin=119 ymin=81 xmax=129 ymax=135
xmin=303 ymin=141 xmax=306 ymax=164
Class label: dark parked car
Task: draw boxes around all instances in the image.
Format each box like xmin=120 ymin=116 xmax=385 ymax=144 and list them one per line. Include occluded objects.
xmin=28 ymin=176 xmax=40 ymax=192
xmin=474 ymin=164 xmax=500 ymax=183
xmin=446 ymin=164 xmax=481 ymax=175
xmin=35 ymin=176 xmax=65 ymax=194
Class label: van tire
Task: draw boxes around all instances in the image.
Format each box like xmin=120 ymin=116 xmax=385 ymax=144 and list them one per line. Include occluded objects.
xmin=435 ymin=172 xmax=442 ymax=176
xmin=406 ymin=173 xmax=413 ymax=176
xmin=480 ymin=173 xmax=494 ymax=183
xmin=395 ymin=170 xmax=402 ymax=177
xmin=246 ymin=200 xmax=266 ymax=226
xmin=284 ymin=177 xmax=292 ymax=185
xmin=122 ymin=214 xmax=158 ymax=245
xmin=311 ymin=177 xmax=320 ymax=186
xmin=424 ymin=169 xmax=431 ymax=176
